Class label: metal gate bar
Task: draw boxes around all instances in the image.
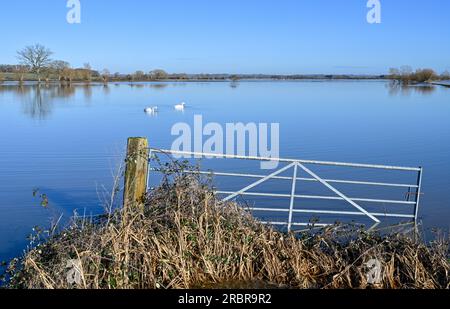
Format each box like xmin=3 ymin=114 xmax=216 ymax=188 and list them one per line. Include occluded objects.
xmin=148 ymin=148 xmax=423 ymax=231
xmin=150 ymin=149 xmax=421 ymax=171
xmin=168 ymin=170 xmax=418 ymax=188
xmin=214 ymin=192 xmax=415 ymax=205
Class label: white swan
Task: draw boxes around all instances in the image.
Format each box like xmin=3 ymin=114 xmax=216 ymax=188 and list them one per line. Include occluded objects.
xmin=144 ymin=106 xmax=158 ymax=114
xmin=174 ymin=102 xmax=186 ymax=110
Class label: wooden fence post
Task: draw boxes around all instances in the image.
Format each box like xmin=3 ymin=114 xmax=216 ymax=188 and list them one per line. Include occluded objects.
xmin=123 ymin=137 xmax=149 ymax=210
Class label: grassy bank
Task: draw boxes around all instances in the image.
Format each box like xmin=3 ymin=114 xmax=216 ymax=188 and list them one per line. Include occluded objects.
xmin=2 ymin=169 xmax=449 ymax=289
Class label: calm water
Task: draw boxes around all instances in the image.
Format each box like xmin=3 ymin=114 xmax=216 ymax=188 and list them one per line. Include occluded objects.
xmin=0 ymin=81 xmax=449 ymax=263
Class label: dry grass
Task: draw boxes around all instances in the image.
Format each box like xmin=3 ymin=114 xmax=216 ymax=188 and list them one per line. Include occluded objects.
xmin=2 ymin=165 xmax=449 ymax=289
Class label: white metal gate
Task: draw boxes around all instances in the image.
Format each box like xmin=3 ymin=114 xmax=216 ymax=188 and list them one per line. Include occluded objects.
xmin=148 ymin=149 xmax=423 ymax=231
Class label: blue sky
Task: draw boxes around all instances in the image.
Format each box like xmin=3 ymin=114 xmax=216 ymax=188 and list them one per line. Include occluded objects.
xmin=1 ymin=0 xmax=449 ymax=74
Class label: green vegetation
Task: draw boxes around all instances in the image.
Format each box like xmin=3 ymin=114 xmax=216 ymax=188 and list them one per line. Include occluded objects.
xmin=2 ymin=163 xmax=448 ymax=289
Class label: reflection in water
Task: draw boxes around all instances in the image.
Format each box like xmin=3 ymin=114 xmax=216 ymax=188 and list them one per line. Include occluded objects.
xmin=0 ymin=82 xmax=173 ymax=119
xmin=0 ymin=84 xmax=98 ymax=119
xmin=230 ymin=81 xmax=240 ymax=89
xmin=149 ymin=83 xmax=168 ymax=90
xmin=386 ymin=81 xmax=436 ymax=96
xmin=0 ymin=81 xmax=439 ymax=120
xmin=102 ymin=84 xmax=110 ymax=95
xmin=1 ymin=80 xmax=450 ymax=265
xmin=23 ymin=86 xmax=51 ymax=119
xmin=82 ymin=84 xmax=93 ymax=101
xmin=130 ymin=83 xmax=145 ymax=89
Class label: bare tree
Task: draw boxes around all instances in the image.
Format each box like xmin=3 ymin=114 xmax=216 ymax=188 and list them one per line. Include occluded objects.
xmin=134 ymin=70 xmax=145 ymax=81
xmin=388 ymin=68 xmax=400 ymax=80
xmin=62 ymin=67 xmax=75 ymax=84
xmin=14 ymin=65 xmax=29 ymax=84
xmin=42 ymin=67 xmax=52 ymax=84
xmin=50 ymin=60 xmax=70 ymax=83
xmin=101 ymin=69 xmax=110 ymax=84
xmin=149 ymin=69 xmax=168 ymax=80
xmin=414 ymin=69 xmax=436 ymax=83
xmin=83 ymin=63 xmax=92 ymax=82
xmin=17 ymin=44 xmax=53 ymax=83
xmin=399 ymin=65 xmax=413 ymax=83
xmin=230 ymin=75 xmax=240 ymax=82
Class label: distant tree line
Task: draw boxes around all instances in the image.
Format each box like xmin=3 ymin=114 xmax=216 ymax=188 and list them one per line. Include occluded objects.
xmin=389 ymin=66 xmax=450 ymax=84
xmin=0 ymin=44 xmax=388 ymax=84
xmin=3 ymin=44 xmax=450 ymax=85
xmin=0 ymin=44 xmax=104 ymax=85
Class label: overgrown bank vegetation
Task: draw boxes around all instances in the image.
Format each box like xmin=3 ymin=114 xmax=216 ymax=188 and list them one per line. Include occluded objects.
xmin=2 ymin=168 xmax=449 ymax=289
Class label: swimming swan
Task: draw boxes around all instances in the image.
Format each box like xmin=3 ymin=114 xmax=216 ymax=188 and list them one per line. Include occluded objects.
xmin=174 ymin=102 xmax=186 ymax=110
xmin=144 ymin=106 xmax=158 ymax=114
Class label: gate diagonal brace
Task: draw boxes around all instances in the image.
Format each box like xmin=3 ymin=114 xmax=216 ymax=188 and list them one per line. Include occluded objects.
xmin=222 ymin=163 xmax=297 ymax=202
xmin=296 ymin=163 xmax=380 ymax=224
